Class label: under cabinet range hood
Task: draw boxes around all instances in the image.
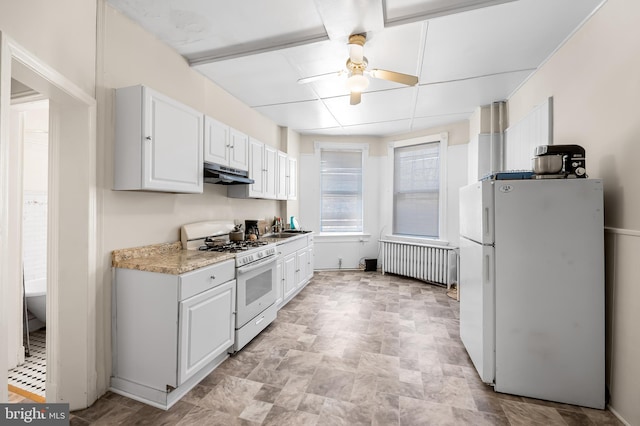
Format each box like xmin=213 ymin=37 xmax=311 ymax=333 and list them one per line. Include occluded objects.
xmin=203 ymin=162 xmax=254 ymax=185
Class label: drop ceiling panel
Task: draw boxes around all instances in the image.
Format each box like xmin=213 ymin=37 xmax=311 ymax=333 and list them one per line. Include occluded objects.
xmin=414 ymin=69 xmax=532 ymax=116
xmin=255 ymin=100 xmax=340 ymax=131
xmin=108 ymin=0 xmax=326 ymax=57
xmin=421 ymin=0 xmax=604 ymax=83
xmin=411 ymin=112 xmax=473 ymax=130
xmin=323 ymin=87 xmax=417 ymax=126
xmin=194 ymin=51 xmax=318 ymax=106
xmin=341 ymin=119 xmax=413 ymax=136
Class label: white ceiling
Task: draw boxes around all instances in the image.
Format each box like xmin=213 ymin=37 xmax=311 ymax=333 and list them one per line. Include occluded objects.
xmin=107 ymin=0 xmax=604 ymax=137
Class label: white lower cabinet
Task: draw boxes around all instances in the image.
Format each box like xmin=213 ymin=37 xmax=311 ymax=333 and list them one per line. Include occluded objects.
xmin=282 ymin=252 xmax=297 ymax=301
xmin=111 ymin=260 xmax=235 ymax=409
xmin=178 ymin=280 xmax=235 ymax=384
xmin=276 ymin=234 xmax=314 ymax=308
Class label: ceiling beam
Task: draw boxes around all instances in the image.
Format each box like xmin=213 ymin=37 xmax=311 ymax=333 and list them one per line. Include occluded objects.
xmin=188 ymin=30 xmax=329 ymax=66
xmin=384 ymin=0 xmax=519 ymax=28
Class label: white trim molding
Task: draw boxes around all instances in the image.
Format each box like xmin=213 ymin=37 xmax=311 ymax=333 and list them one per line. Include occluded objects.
xmin=385 ymin=132 xmax=449 ymax=242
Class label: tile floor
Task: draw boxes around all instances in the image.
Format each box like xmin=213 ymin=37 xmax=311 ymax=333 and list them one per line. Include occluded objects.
xmin=65 ymin=271 xmax=620 ymax=424
xmin=8 ymin=328 xmax=47 ymax=401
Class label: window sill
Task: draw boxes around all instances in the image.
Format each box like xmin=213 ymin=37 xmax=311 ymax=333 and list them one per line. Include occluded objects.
xmin=381 ymin=235 xmax=450 ymax=247
xmin=315 ymin=232 xmax=372 ymax=243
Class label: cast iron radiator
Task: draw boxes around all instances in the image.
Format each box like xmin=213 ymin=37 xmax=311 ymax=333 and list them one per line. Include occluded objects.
xmin=380 ymin=240 xmax=458 ymax=288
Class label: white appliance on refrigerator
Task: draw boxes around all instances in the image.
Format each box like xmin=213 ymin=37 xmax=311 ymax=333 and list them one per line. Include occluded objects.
xmin=459 ymin=178 xmax=605 ymax=409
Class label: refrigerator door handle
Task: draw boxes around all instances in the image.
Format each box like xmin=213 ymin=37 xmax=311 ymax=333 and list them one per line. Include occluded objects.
xmin=484 ymin=207 xmax=490 ymax=239
xmin=485 ymin=254 xmax=491 ymax=282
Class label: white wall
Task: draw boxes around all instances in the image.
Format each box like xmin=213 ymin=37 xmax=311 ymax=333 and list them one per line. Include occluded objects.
xmin=506 ymin=0 xmax=640 ymax=423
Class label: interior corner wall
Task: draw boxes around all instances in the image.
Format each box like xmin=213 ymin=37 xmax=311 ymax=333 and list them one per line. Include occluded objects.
xmin=506 ymin=0 xmax=640 ymax=423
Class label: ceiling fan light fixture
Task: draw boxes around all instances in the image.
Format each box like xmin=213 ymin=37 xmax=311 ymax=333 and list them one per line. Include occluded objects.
xmin=348 ymin=34 xmax=366 ymax=64
xmin=346 ymin=72 xmax=369 ymax=93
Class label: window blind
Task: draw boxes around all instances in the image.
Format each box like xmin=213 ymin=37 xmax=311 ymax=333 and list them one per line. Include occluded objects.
xmin=320 ymin=150 xmax=363 ymax=232
xmin=393 ymin=142 xmax=440 ymax=237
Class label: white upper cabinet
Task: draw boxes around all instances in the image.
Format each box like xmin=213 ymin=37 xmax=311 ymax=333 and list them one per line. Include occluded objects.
xmin=228 ymin=141 xmax=299 ymax=200
xmin=114 ymin=85 xmax=203 ymax=193
xmin=287 ymin=157 xmax=297 ymax=200
xmin=264 ymin=145 xmax=277 ymax=199
xmin=228 ymin=138 xmax=284 ymax=200
xmin=276 ymin=151 xmax=288 ymax=200
xmin=204 ymin=116 xmax=249 ymax=172
xmin=229 ymin=128 xmax=249 ymax=171
xmin=204 ymin=117 xmax=230 ymax=166
xmin=248 ymin=137 xmax=265 ymax=198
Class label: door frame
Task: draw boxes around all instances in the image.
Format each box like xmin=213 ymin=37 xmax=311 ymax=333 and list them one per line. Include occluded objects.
xmin=0 ymin=32 xmax=97 ymax=409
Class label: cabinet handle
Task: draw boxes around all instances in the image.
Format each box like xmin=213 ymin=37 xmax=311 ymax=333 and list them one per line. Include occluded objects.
xmin=145 ymin=136 xmax=152 ymax=140
xmin=210 ymin=275 xmax=216 ymax=280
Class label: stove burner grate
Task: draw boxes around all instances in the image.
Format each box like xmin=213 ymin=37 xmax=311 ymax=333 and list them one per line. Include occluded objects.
xmin=199 ymin=239 xmax=269 ymax=253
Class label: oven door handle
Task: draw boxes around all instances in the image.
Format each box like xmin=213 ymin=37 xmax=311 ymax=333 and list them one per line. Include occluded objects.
xmin=237 ymin=255 xmax=279 ymax=275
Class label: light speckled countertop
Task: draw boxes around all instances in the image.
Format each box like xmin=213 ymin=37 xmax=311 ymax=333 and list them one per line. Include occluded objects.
xmin=112 ymin=242 xmax=235 ymax=275
xmin=112 ymin=233 xmax=311 ymax=275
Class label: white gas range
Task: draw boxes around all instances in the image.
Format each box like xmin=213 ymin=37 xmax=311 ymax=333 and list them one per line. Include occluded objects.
xmin=181 ymin=221 xmax=278 ymax=352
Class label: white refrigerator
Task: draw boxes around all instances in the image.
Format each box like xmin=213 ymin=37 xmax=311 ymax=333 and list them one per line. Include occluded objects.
xmin=459 ymin=178 xmax=605 ymax=409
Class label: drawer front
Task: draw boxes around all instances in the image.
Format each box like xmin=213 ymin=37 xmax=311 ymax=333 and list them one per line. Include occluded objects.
xmin=179 ymin=259 xmax=235 ymax=300
xmin=278 ymin=237 xmax=307 ymax=256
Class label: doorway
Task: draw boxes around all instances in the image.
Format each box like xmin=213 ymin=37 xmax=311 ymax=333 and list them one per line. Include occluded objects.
xmin=7 ymin=98 xmax=49 ymax=402
xmin=0 ymin=32 xmax=98 ymax=409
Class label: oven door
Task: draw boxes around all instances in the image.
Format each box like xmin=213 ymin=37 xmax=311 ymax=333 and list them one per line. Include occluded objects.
xmin=236 ymin=255 xmax=278 ymax=327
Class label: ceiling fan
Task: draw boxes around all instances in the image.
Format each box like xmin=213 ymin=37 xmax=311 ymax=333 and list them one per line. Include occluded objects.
xmin=297 ymin=33 xmax=419 ymax=105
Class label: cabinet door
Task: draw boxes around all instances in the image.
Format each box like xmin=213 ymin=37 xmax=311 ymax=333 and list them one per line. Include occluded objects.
xmin=306 ymin=246 xmax=314 ymax=281
xmin=204 ymin=116 xmax=230 ymax=166
xmin=296 ymin=249 xmax=308 ymax=288
xmin=276 ymin=151 xmax=288 ymax=200
xmin=283 ymin=253 xmax=297 ymax=299
xmin=229 ymin=129 xmax=249 ymax=171
xmin=143 ymin=88 xmax=203 ymax=193
xmin=178 ymin=280 xmax=235 ymax=385
xmin=264 ymin=145 xmax=277 ymax=199
xmin=287 ymin=157 xmax=297 ymax=200
xmin=248 ymin=138 xmax=264 ymax=197
xmin=276 ymin=259 xmax=284 ymax=307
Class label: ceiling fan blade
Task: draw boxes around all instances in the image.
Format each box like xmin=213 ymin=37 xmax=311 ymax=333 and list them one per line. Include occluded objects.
xmin=297 ymin=70 xmax=345 ymax=85
xmin=350 ymin=91 xmax=361 ymax=105
xmin=369 ymin=69 xmax=419 ymax=86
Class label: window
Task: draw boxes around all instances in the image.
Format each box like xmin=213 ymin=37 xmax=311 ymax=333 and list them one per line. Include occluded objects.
xmin=320 ymin=149 xmax=363 ymax=232
xmin=393 ymin=140 xmax=443 ymax=238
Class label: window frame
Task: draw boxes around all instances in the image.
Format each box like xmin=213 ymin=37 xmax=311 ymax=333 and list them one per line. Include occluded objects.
xmin=314 ymin=142 xmax=368 ymax=235
xmin=386 ymin=133 xmax=448 ymax=243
